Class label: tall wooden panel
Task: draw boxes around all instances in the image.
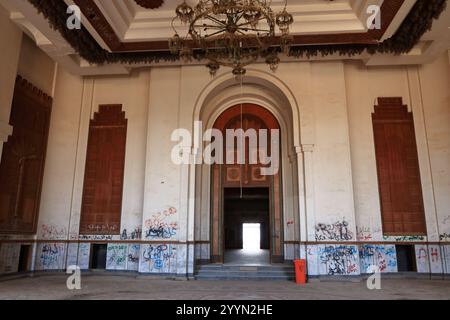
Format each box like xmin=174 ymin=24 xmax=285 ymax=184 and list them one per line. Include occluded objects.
xmin=0 ymin=76 xmax=52 ymax=234
xmin=372 ymin=97 xmax=426 ymax=235
xmin=79 ymin=105 xmax=127 ymax=235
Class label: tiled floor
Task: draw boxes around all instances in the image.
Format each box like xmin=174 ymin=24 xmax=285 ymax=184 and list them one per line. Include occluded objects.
xmin=224 ymin=249 xmax=270 ymax=265
xmin=0 ymin=274 xmax=449 ymax=300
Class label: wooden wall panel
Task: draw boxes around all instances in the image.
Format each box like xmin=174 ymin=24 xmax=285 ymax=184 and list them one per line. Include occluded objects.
xmin=372 ymin=97 xmax=426 ymax=235
xmin=79 ymin=105 xmax=127 ymax=235
xmin=0 ymin=76 xmax=52 ymax=234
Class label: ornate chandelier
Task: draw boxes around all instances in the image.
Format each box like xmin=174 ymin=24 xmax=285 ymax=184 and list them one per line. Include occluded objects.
xmin=169 ymin=0 xmax=294 ymax=76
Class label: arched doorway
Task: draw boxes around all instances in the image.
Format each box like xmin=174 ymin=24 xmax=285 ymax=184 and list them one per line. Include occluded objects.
xmin=210 ymin=104 xmax=283 ymax=264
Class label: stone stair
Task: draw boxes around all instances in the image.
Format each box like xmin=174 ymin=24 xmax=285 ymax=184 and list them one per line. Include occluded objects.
xmin=194 ymin=264 xmax=295 ymax=281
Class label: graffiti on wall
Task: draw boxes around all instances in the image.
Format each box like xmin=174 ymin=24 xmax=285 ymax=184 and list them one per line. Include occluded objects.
xmin=440 ymin=233 xmax=450 ymax=241
xmin=415 ymin=245 xmax=429 ymax=273
xmin=106 ymin=244 xmax=127 ymax=270
xmin=359 ymin=245 xmax=397 ymax=273
xmin=383 ymin=235 xmax=425 ymax=242
xmin=78 ymin=243 xmax=90 ymax=269
xmin=140 ymin=244 xmax=177 ymax=273
xmin=318 ymin=245 xmax=359 ymax=275
xmin=38 ymin=243 xmax=65 ymax=270
xmin=66 ymin=243 xmax=79 ymax=267
xmin=416 ymin=245 xmax=444 ymax=274
xmin=121 ymin=227 xmax=142 ymax=240
xmin=356 ymin=226 xmax=382 ymax=241
xmin=86 ymin=224 xmax=118 ymax=233
xmin=40 ymin=224 xmax=68 ymax=240
xmin=144 ymin=207 xmax=178 ymax=240
xmin=315 ymin=220 xmax=354 ymax=241
xmin=356 ymin=227 xmax=372 ymax=241
xmin=444 ymin=246 xmax=450 ymax=274
xmin=127 ymin=244 xmax=140 ymax=271
xmin=79 ymin=235 xmax=115 ymax=241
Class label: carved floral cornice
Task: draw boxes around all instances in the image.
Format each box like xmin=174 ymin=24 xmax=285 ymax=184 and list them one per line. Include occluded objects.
xmin=134 ymin=0 xmax=164 ymax=10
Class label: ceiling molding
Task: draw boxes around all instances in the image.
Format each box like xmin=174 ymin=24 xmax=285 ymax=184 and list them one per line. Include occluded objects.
xmin=73 ymin=0 xmax=406 ymax=52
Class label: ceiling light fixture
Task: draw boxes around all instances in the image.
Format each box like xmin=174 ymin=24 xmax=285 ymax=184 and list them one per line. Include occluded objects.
xmin=169 ymin=0 xmax=294 ymax=77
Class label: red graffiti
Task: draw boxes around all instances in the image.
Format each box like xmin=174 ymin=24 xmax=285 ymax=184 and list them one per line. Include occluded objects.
xmin=431 ymin=248 xmax=439 ymax=262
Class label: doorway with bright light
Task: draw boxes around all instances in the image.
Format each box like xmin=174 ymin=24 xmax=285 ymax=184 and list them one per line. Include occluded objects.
xmin=223 ymin=188 xmax=270 ymax=265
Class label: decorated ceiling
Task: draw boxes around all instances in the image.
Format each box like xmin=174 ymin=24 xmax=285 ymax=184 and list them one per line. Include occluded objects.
xmin=0 ymin=0 xmax=448 ymax=75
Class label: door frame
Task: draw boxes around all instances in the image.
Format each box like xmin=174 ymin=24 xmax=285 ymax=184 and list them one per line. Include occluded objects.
xmin=210 ymin=104 xmax=284 ymax=264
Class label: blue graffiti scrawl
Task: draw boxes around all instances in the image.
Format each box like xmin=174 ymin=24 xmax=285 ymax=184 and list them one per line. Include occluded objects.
xmin=359 ymin=245 xmax=397 ymax=273
xmin=319 ymin=245 xmax=359 ymax=275
xmin=140 ymin=244 xmax=177 ymax=273
xmin=38 ymin=243 xmax=66 ymax=270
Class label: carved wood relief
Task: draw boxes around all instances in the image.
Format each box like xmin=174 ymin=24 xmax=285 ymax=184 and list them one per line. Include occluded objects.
xmin=79 ymin=105 xmax=127 ymax=235
xmin=0 ymin=76 xmax=52 ymax=234
xmin=372 ymin=97 xmax=427 ymax=235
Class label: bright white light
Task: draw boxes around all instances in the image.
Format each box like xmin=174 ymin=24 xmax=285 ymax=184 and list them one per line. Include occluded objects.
xmin=243 ymin=223 xmax=261 ymax=251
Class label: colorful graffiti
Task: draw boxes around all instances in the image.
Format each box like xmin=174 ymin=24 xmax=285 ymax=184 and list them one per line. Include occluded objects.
xmin=315 ymin=220 xmax=353 ymax=241
xmin=144 ymin=207 xmax=178 ymax=240
xmin=318 ymin=245 xmax=359 ymax=275
xmin=359 ymin=245 xmax=397 ymax=273
xmin=140 ymin=244 xmax=177 ymax=273
xmin=106 ymin=244 xmax=127 ymax=270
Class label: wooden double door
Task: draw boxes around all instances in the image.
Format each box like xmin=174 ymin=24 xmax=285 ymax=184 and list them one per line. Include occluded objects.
xmin=210 ymin=104 xmax=283 ymax=263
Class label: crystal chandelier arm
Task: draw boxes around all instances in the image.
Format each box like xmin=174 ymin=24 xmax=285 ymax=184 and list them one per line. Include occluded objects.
xmin=240 ymin=27 xmax=271 ymax=33
xmin=204 ymin=29 xmax=226 ymax=38
xmin=192 ymin=24 xmax=224 ymax=29
xmin=205 ymin=15 xmax=226 ymax=26
xmin=171 ymin=16 xmax=179 ymax=34
xmin=236 ymin=16 xmax=266 ymax=27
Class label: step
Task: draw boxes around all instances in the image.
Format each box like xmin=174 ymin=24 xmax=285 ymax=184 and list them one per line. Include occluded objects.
xmin=196 ymin=270 xmax=294 ymax=275
xmin=195 ymin=274 xmax=295 ymax=281
xmin=194 ymin=264 xmax=296 ymax=280
xmin=196 ymin=264 xmax=294 ymax=272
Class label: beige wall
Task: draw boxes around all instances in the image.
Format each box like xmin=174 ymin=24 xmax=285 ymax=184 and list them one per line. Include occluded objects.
xmin=17 ymin=35 xmax=56 ymax=96
xmin=417 ymin=54 xmax=450 ymax=239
